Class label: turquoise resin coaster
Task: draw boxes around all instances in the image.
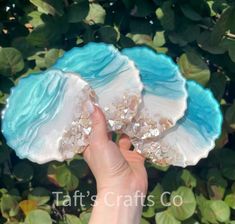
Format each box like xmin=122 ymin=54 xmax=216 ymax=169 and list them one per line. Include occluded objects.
xmin=122 ymin=47 xmax=187 ymax=139
xmin=132 ymin=81 xmax=223 ymax=167
xmin=1 ymin=69 xmax=96 ymax=164
xmin=53 ymin=42 xmax=143 ymax=131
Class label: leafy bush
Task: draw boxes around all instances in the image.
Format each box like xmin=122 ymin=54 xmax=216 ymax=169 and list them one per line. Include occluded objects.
xmin=0 ymin=0 xmax=235 ymax=223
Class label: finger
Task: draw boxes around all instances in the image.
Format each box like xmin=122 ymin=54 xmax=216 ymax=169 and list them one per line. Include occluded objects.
xmin=82 ymin=143 xmax=91 ymax=163
xmin=121 ymin=149 xmax=146 ymax=164
xmin=89 ymin=105 xmax=109 ymax=146
xmin=118 ymin=134 xmax=131 ymax=151
xmin=108 ymin=132 xmax=113 ymax=140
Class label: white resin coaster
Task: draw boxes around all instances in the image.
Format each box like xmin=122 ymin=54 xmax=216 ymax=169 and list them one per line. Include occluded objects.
xmin=133 ymin=81 xmax=223 ymax=167
xmin=122 ymin=47 xmax=187 ymax=140
xmin=52 ymin=42 xmax=143 ymax=131
xmin=1 ymin=69 xmax=96 ymax=164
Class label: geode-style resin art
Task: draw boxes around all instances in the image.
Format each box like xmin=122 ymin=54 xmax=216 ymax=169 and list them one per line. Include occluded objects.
xmin=132 ymin=81 xmax=223 ymax=167
xmin=1 ymin=42 xmax=222 ymax=167
xmin=52 ymin=42 xmax=143 ymax=131
xmin=2 ymin=69 xmax=96 ymax=164
xmin=122 ymin=47 xmax=187 ymax=139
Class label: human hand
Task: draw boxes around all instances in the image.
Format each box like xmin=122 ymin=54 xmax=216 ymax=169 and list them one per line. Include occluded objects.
xmin=83 ymin=104 xmax=148 ymax=224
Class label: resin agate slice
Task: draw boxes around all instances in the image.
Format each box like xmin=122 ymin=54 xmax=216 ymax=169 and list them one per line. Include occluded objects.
xmin=122 ymin=47 xmax=187 ymax=139
xmin=133 ymin=81 xmax=223 ymax=167
xmin=1 ymin=69 xmax=96 ymax=164
xmin=52 ymin=42 xmax=143 ymax=131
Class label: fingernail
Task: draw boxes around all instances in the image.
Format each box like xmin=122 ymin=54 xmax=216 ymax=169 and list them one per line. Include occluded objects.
xmin=86 ymin=101 xmax=95 ymax=114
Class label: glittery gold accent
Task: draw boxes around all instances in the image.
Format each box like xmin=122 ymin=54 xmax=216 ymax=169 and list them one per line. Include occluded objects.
xmin=132 ymin=138 xmax=184 ymax=166
xmin=59 ymin=85 xmax=96 ymax=159
xmin=124 ymin=111 xmax=173 ymax=140
xmin=104 ymin=92 xmax=142 ymax=131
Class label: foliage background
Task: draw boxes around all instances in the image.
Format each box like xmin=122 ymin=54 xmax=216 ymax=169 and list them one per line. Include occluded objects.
xmin=0 ymin=0 xmax=235 ymax=223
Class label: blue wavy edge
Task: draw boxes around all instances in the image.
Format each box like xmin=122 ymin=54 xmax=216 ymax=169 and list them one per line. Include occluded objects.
xmin=1 ymin=68 xmax=66 ymax=159
xmin=183 ymin=80 xmax=223 ymax=140
xmin=52 ymin=42 xmax=127 ymax=89
xmin=121 ymin=45 xmax=188 ymax=99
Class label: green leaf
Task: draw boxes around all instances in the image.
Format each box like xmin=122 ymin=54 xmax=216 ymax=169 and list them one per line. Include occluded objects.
xmin=96 ymin=26 xmax=118 ymax=44
xmin=183 ymin=217 xmax=200 ymax=224
xmin=155 ymin=210 xmax=180 ymax=224
xmin=118 ymin=35 xmax=135 ymax=48
xmin=67 ymin=1 xmax=89 ymax=23
xmin=142 ymin=204 xmax=155 ymax=218
xmin=170 ymin=186 xmax=196 ymax=221
xmin=215 ymin=127 xmax=228 ymax=149
xmin=30 ymin=0 xmax=64 ymax=16
xmin=76 ymin=36 xmax=84 ymax=45
xmin=122 ymin=0 xmax=135 ymax=9
xmin=207 ymin=168 xmax=227 ymax=200
xmin=68 ymin=157 xmax=89 ymax=179
xmin=0 ymin=48 xmax=24 ymax=76
xmin=178 ymin=50 xmax=210 ymax=86
xmin=149 ymin=183 xmax=165 ymax=210
xmin=28 ymin=187 xmax=50 ymax=206
xmin=27 ymin=11 xmax=44 ymax=27
xmin=25 ymin=209 xmax=52 ymax=224
xmin=216 ymin=148 xmax=235 ymax=167
xmin=222 ymin=167 xmax=235 ymax=180
xmin=27 ymin=24 xmax=54 ymax=47
xmin=12 ymin=37 xmax=37 ymax=58
xmin=197 ymin=195 xmax=217 ymax=223
xmin=178 ymin=170 xmax=197 ymax=189
xmin=0 ymin=143 xmax=10 ymax=164
xmin=228 ymin=40 xmax=235 ymax=63
xmin=45 ymin=49 xmax=64 ymax=68
xmin=28 ymin=51 xmax=47 ymax=69
xmin=210 ymin=200 xmax=230 ymax=222
xmin=79 ymin=212 xmax=91 ymax=224
xmin=140 ymin=218 xmax=150 ymax=224
xmin=13 ymin=162 xmax=34 ymax=183
xmin=127 ymin=33 xmax=153 ymax=46
xmin=232 ymin=183 xmax=235 ymax=193
xmin=225 ymin=102 xmax=235 ymax=130
xmin=55 ymin=164 xmax=79 ymax=191
xmin=27 ymin=16 xmax=67 ymax=48
xmin=1 ymin=194 xmax=19 ymax=219
xmin=65 ymin=214 xmax=82 ymax=224
xmin=168 ymin=32 xmax=187 ymax=46
xmin=211 ymin=6 xmax=235 ymax=45
xmin=132 ymin=0 xmax=155 ymax=17
xmin=207 ymin=72 xmax=227 ymax=101
xmin=180 ymin=4 xmax=202 ymax=21
xmin=162 ymin=169 xmax=179 ymax=192
xmin=129 ymin=18 xmax=152 ymax=34
xmin=197 ymin=31 xmax=226 ymax=54
xmin=197 ymin=195 xmax=230 ymax=223
xmin=169 ymin=21 xmax=200 ymax=46
xmin=156 ymin=1 xmax=175 ymax=31
xmin=86 ymin=3 xmax=106 ymax=24
xmin=225 ymin=194 xmax=235 ymax=209
xmin=210 ymin=0 xmax=229 ymax=14
xmin=153 ymin=31 xmax=166 ymax=47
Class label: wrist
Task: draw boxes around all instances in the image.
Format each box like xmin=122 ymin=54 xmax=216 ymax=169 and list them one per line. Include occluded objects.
xmin=89 ymin=189 xmax=146 ymax=224
xmin=96 ymin=173 xmax=148 ymax=196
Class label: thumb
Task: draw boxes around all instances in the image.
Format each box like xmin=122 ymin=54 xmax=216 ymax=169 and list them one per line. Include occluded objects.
xmin=89 ymin=104 xmax=109 ymax=146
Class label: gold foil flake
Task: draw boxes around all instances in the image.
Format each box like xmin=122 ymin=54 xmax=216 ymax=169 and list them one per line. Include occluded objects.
xmin=59 ymin=87 xmax=96 ymax=158
xmin=126 ymin=112 xmax=173 ymax=140
xmin=132 ymin=138 xmax=184 ymax=166
xmin=104 ymin=92 xmax=141 ymax=131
